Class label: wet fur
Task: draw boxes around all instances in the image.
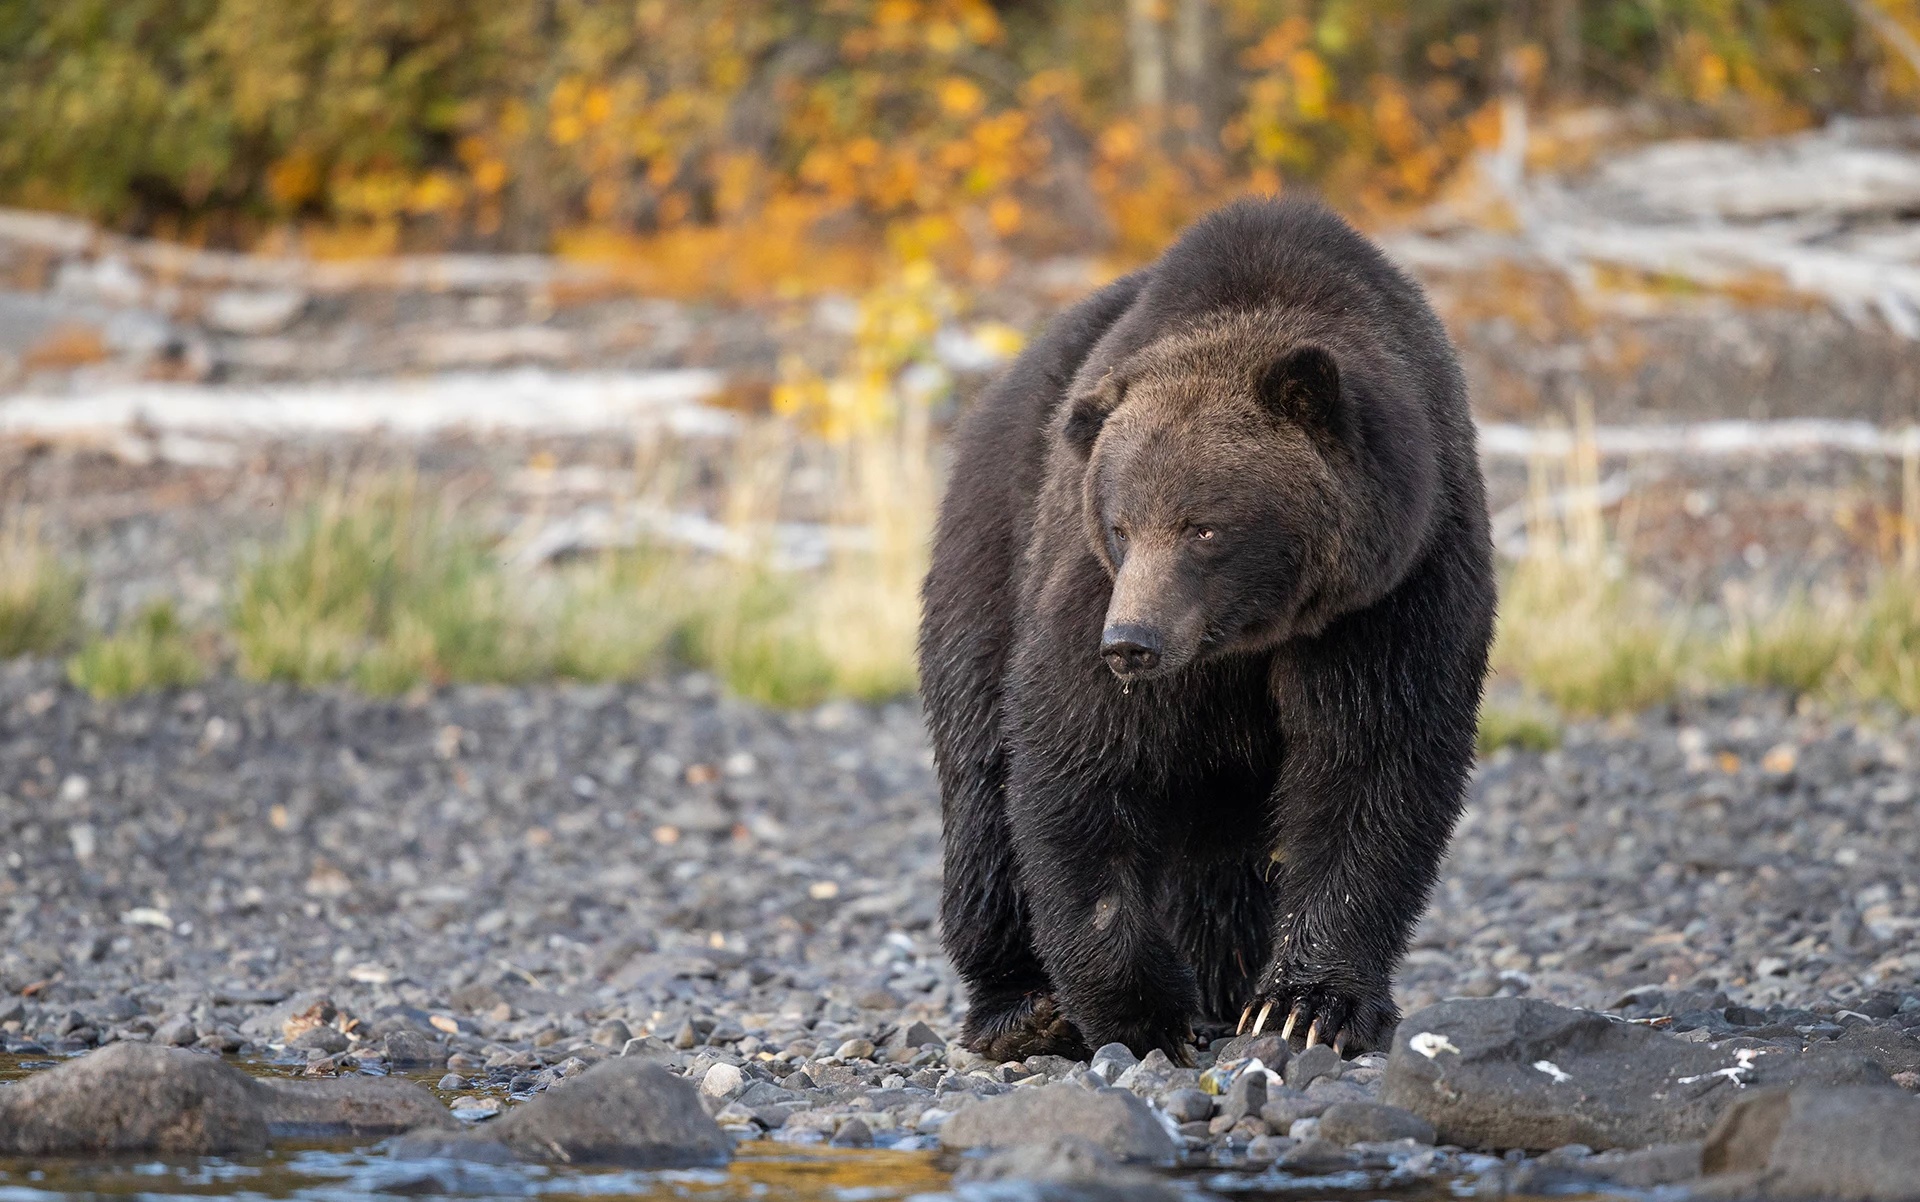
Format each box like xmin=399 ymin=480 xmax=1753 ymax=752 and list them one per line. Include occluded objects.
xmin=920 ymin=197 xmax=1495 ymax=1061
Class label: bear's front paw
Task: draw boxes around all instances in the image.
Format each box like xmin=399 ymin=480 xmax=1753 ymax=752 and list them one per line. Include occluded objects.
xmin=961 ymin=992 xmax=1091 ymax=1063
xmin=1240 ymin=969 xmax=1397 ymax=1056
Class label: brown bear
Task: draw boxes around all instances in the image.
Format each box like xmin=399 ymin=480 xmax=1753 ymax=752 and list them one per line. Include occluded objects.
xmin=918 ymin=197 xmax=1494 ymax=1063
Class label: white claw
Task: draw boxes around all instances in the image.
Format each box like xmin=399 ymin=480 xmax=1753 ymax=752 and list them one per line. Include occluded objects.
xmin=1251 ymin=1000 xmax=1273 ymax=1035
xmin=1305 ymin=1019 xmax=1322 ymax=1049
xmin=1280 ymin=1009 xmax=1298 ymax=1042
xmin=1237 ymin=1004 xmax=1252 ymax=1036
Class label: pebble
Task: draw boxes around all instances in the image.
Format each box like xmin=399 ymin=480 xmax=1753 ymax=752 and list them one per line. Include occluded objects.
xmin=4 ymin=671 xmax=1920 ymax=1195
xmin=699 ymin=1063 xmax=745 ymax=1099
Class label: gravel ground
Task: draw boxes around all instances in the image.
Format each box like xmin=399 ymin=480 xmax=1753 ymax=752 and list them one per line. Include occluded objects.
xmin=4 ymin=660 xmax=1920 ymax=1180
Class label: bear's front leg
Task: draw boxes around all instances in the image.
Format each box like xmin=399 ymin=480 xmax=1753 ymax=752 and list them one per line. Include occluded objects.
xmin=1240 ymin=573 xmax=1486 ymax=1056
xmin=1005 ymin=760 xmax=1201 ymax=1064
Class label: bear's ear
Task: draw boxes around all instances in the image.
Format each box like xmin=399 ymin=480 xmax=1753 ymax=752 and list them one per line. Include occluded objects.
xmin=1258 ymin=345 xmax=1341 ymax=430
xmin=1062 ymin=373 xmax=1125 ymax=457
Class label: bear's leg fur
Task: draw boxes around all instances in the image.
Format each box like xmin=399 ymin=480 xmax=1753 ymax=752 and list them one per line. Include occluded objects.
xmin=1004 ymin=758 xmax=1203 ymax=1064
xmin=1162 ymin=857 xmax=1275 ymax=1028
xmin=1244 ymin=547 xmax=1491 ymax=1054
xmin=938 ymin=769 xmax=1087 ymax=1059
xmin=920 ymin=274 xmax=1149 ymax=1061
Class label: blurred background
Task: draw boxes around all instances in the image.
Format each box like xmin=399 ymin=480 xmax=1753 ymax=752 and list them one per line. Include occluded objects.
xmin=2 ymin=0 xmax=1919 ymax=740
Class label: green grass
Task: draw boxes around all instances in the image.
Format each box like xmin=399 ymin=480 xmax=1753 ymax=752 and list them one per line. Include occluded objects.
xmin=1476 ymin=700 xmax=1562 ymax=756
xmin=232 ymin=484 xmax=534 ymax=693
xmin=224 ymin=483 xmax=911 ymax=705
xmin=67 ymin=602 xmax=205 ymax=698
xmin=1492 ymin=556 xmax=1686 ymax=719
xmin=1713 ymin=594 xmax=1847 ymax=697
xmin=0 ymin=521 xmax=82 ymax=658
xmin=1849 ymin=574 xmax=1920 ymax=713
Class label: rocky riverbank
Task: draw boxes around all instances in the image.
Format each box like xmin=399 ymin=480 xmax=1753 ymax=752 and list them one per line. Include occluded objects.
xmin=4 ymin=663 xmax=1920 ymax=1195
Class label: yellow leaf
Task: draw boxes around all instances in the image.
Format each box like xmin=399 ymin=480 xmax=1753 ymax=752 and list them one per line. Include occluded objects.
xmin=938 ymin=77 xmax=985 ymax=118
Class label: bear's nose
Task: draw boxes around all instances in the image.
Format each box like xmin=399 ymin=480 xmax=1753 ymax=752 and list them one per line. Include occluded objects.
xmin=1101 ymin=625 xmax=1162 ymax=676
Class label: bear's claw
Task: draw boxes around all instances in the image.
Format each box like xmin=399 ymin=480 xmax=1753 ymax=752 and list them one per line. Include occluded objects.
xmin=961 ymin=991 xmax=1091 ymax=1063
xmin=1242 ymin=972 xmax=1397 ymax=1058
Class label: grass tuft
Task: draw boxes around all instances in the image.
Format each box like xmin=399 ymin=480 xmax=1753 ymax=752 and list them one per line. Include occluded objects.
xmin=67 ymin=602 xmax=205 ymax=698
xmin=1476 ymin=700 xmax=1562 ymax=756
xmin=1714 ymin=593 xmax=1846 ymax=697
xmin=1849 ymin=573 xmax=1920 ymax=712
xmin=232 ymin=482 xmax=531 ymax=693
xmin=0 ymin=516 xmax=82 ymax=658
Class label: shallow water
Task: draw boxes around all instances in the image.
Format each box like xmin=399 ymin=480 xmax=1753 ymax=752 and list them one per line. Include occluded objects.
xmin=0 ymin=1056 xmax=1636 ymax=1202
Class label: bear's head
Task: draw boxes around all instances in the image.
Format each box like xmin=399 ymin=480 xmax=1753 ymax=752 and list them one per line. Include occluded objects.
xmin=1062 ymin=319 xmax=1399 ymax=683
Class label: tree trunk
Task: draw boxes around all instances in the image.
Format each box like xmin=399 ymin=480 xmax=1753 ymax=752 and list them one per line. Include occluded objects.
xmin=1127 ymin=0 xmax=1168 ymax=119
xmin=1171 ymin=0 xmax=1221 ymax=151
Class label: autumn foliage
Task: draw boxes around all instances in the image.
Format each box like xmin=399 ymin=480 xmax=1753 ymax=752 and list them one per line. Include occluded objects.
xmin=0 ymin=0 xmax=1899 ymax=293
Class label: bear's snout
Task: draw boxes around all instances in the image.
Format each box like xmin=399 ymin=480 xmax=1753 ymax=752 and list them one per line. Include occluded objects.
xmin=1101 ymin=624 xmax=1163 ymax=678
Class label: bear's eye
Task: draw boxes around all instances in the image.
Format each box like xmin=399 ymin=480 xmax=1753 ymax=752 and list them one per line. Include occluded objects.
xmin=1112 ymin=526 xmax=1127 ymax=542
xmin=1195 ymin=527 xmax=1215 ymax=541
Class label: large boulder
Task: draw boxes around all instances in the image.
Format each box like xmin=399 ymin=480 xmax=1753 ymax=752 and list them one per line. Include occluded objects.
xmin=487 ymin=1058 xmax=730 ymax=1167
xmin=256 ymin=1076 xmax=458 ymax=1138
xmin=0 ymin=1043 xmax=269 ymax=1155
xmin=1382 ymin=998 xmax=1887 ymax=1151
xmin=1699 ymin=1085 xmax=1920 ymax=1200
xmin=940 ymin=1082 xmax=1178 ymax=1164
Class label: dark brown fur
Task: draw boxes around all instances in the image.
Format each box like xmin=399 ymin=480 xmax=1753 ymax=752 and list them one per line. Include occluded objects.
xmin=920 ymin=197 xmax=1494 ymax=1062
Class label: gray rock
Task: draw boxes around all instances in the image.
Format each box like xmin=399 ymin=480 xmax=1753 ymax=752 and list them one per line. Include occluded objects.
xmin=941 ymin=1081 xmax=1179 ymax=1164
xmin=1286 ymin=1044 xmax=1341 ymax=1088
xmin=0 ymin=1043 xmax=269 ymax=1155
xmin=1831 ymin=1024 xmax=1920 ymax=1078
xmin=256 ymin=1076 xmax=457 ymax=1138
xmin=1211 ymin=1033 xmax=1290 ymax=1071
xmin=383 ymin=1029 xmax=445 ymax=1068
xmin=954 ymin=1133 xmax=1119 ymax=1181
xmin=1260 ymin=1087 xmax=1327 ymax=1129
xmin=239 ymin=992 xmax=334 ymax=1041
xmin=486 ymin=1058 xmax=731 ymax=1166
xmin=1700 ymin=1085 xmax=1920 ymax=1199
xmin=1112 ymin=1048 xmax=1188 ymax=1094
xmin=901 ymin=1020 xmax=945 ymax=1049
xmin=1382 ymin=998 xmax=1888 ymax=1151
xmin=287 ymin=1025 xmax=349 ymax=1055
xmin=1090 ymin=1041 xmax=1139 ymax=1081
xmin=1316 ymin=1101 xmax=1436 ymax=1145
xmin=1245 ymin=1133 xmax=1294 ymax=1161
xmin=1217 ymin=1067 xmax=1268 ymax=1125
xmin=700 ymin=1062 xmax=746 ymax=1098
xmin=1160 ymin=1087 xmax=1213 ymax=1123
xmin=953 ymin=1134 xmax=1188 ymax=1199
xmin=591 ymin=1019 xmax=633 ymax=1049
xmin=1279 ymin=1137 xmax=1361 ymax=1172
xmin=154 ymin=1015 xmax=197 ymax=1047
xmin=1304 ymin=1075 xmax=1375 ymax=1105
xmin=829 ymin=1116 xmax=873 ymax=1147
xmin=1575 ymin=1142 xmax=1704 ymax=1187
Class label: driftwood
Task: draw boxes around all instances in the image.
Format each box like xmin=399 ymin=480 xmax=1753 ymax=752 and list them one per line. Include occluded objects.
xmin=1395 ymin=118 xmax=1920 ymax=338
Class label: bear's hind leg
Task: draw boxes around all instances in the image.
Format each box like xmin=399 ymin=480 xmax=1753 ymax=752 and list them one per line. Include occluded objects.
xmin=960 ymin=991 xmax=1091 ymax=1062
xmin=940 ymin=763 xmax=1090 ymax=1060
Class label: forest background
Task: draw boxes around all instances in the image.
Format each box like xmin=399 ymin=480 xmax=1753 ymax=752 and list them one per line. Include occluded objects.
xmin=4 ymin=0 xmax=1919 ymax=731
